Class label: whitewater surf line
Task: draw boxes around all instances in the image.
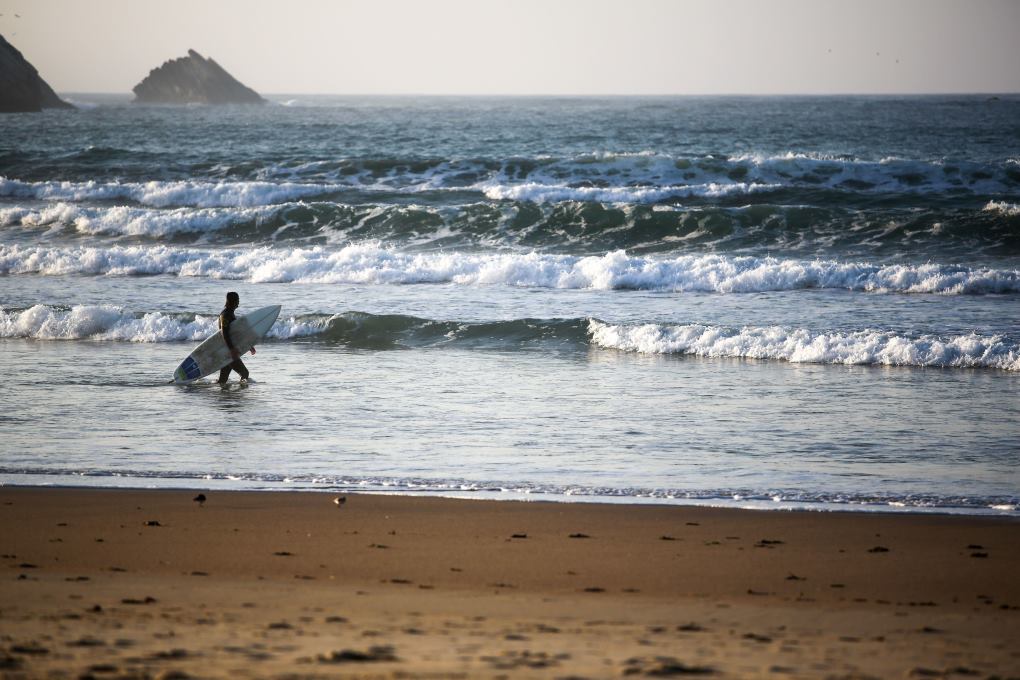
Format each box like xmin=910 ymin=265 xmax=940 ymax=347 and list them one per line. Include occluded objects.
xmin=2 ymin=243 xmax=1017 ymax=295
xmin=2 ymin=305 xmax=1017 ymax=372
xmin=4 ymin=151 xmax=1018 ymax=203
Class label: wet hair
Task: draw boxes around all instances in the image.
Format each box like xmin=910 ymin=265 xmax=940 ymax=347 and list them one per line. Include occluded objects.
xmin=226 ymin=291 xmax=239 ymax=304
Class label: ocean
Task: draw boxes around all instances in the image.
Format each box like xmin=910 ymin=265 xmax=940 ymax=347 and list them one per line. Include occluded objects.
xmin=1 ymin=94 xmax=1018 ymax=514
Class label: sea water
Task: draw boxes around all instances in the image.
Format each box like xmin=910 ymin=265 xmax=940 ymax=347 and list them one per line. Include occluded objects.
xmin=1 ymin=95 xmax=1018 ymax=513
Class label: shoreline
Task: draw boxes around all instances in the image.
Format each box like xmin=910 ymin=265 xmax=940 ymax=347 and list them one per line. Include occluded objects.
xmin=2 ymin=480 xmax=1018 ymax=518
xmin=2 ymin=486 xmax=1019 ymax=677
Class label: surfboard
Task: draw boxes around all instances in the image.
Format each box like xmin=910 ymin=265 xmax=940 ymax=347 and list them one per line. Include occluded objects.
xmin=173 ymin=305 xmax=281 ymax=384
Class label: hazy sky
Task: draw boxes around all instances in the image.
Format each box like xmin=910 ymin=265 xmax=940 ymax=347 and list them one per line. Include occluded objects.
xmin=3 ymin=0 xmax=1019 ymax=95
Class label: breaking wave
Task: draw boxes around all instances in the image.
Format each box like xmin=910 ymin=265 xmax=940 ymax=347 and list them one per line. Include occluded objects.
xmin=0 ymin=305 xmax=221 ymax=342
xmin=0 ymin=202 xmax=281 ymax=237
xmin=0 ymin=305 xmax=585 ymax=348
xmin=589 ymin=320 xmax=1020 ymax=371
xmin=2 ymin=305 xmax=1017 ymax=371
xmin=3 ymin=200 xmax=1017 ymax=260
xmin=4 ymin=151 xmax=1019 ymax=204
xmin=2 ymin=244 xmax=1018 ymax=294
xmin=478 ymin=180 xmax=782 ymax=203
xmin=0 ymin=177 xmax=340 ymax=208
xmin=984 ymin=200 xmax=1020 ymax=216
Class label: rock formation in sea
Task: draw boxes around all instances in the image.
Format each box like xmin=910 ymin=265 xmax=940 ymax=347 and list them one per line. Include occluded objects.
xmin=132 ymin=49 xmax=265 ymax=105
xmin=0 ymin=33 xmax=74 ymax=113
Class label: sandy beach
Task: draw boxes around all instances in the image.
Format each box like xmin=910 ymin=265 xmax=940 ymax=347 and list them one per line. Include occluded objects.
xmin=1 ymin=487 xmax=1018 ymax=678
xmin=5 ymin=3 xmax=1020 ymax=678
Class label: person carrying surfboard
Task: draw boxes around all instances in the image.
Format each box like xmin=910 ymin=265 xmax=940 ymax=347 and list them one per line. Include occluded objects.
xmin=218 ymin=291 xmax=255 ymax=384
xmin=171 ymin=299 xmax=279 ymax=384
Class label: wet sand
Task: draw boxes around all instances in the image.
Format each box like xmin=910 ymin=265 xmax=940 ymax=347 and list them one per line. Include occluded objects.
xmin=1 ymin=487 xmax=1018 ymax=678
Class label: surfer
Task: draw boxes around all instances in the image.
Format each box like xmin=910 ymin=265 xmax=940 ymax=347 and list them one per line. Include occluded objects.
xmin=218 ymin=291 xmax=255 ymax=384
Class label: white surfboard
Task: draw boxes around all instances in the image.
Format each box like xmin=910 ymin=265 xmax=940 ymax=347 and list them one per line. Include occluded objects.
xmin=173 ymin=305 xmax=281 ymax=384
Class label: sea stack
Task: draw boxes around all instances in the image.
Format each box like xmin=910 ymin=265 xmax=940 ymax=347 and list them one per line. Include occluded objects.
xmin=132 ymin=49 xmax=265 ymax=105
xmin=0 ymin=34 xmax=73 ymax=113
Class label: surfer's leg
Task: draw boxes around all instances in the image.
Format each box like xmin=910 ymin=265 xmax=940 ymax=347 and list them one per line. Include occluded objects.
xmin=217 ymin=365 xmax=231 ymax=384
xmin=232 ymin=359 xmax=250 ymax=381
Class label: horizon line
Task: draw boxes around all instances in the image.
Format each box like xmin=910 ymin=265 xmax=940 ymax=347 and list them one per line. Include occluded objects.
xmin=59 ymin=90 xmax=1020 ymax=98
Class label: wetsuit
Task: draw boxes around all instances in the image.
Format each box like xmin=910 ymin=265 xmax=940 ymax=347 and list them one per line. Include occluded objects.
xmin=218 ymin=306 xmax=249 ymax=383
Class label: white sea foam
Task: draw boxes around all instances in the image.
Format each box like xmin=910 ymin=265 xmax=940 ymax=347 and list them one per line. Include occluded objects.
xmin=0 ymin=203 xmax=280 ymax=237
xmin=0 ymin=305 xmax=327 ymax=342
xmin=588 ymin=320 xmax=1020 ymax=371
xmin=983 ymin=200 xmax=1020 ymax=216
xmin=3 ymin=150 xmax=1013 ymax=212
xmin=7 ymin=305 xmax=1017 ymax=372
xmin=2 ymin=244 xmax=1018 ymax=294
xmin=0 ymin=177 xmax=339 ymax=208
xmin=0 ymin=305 xmax=215 ymax=342
xmin=465 ymin=152 xmax=1015 ymax=200
xmin=479 ymin=181 xmax=780 ymax=204
xmin=722 ymin=153 xmax=1010 ymax=193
